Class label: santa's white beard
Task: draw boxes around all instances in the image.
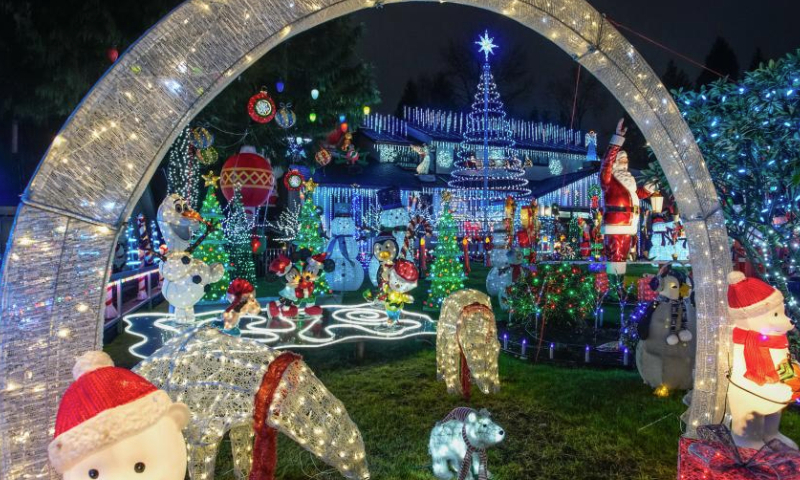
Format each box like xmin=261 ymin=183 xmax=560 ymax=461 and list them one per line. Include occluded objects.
xmin=612 ymin=166 xmax=637 ymax=193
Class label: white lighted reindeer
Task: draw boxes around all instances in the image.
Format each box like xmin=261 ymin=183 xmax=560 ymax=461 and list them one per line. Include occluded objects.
xmin=437 ymin=289 xmax=501 ymax=399
xmin=155 ymin=194 xmax=224 ymax=323
xmin=135 ymin=327 xmax=370 ymax=480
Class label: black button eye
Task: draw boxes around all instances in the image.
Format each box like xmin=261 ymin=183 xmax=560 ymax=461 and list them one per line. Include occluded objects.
xmin=775 ymin=312 xmax=779 ymax=317
xmin=192 ymin=275 xmax=202 ymax=284
xmin=181 ymin=256 xmax=191 ymax=265
xmin=174 ymin=203 xmax=184 ymax=213
xmin=89 ymin=469 xmax=99 ymax=479
xmin=134 ymin=462 xmax=145 ymax=473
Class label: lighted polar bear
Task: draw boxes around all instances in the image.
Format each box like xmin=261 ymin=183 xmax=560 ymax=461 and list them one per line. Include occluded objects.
xmin=429 ymin=407 xmax=505 ymax=480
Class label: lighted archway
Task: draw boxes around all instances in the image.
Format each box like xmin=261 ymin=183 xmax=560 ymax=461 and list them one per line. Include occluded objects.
xmin=0 ymin=0 xmax=731 ymax=476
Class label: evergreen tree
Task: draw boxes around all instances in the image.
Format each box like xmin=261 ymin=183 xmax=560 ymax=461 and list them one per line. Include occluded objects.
xmin=566 ymin=216 xmax=582 ymax=253
xmin=749 ymin=47 xmax=767 ymax=71
xmin=193 ymin=181 xmax=231 ymax=301
xmin=166 ymin=127 xmax=199 ymax=209
xmin=696 ymin=36 xmax=740 ymax=87
xmin=662 ymin=60 xmax=693 ymax=91
xmin=449 ymin=32 xmax=529 ymax=229
xmin=424 ymin=201 xmax=466 ymax=308
xmin=224 ymin=188 xmax=256 ymax=285
xmin=293 ymin=184 xmax=330 ymax=295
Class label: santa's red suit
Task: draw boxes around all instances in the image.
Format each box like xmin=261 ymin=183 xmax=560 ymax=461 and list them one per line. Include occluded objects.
xmin=600 ymin=132 xmax=653 ymax=274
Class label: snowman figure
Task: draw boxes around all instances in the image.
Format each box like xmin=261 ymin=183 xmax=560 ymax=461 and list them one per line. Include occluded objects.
xmin=383 ymin=259 xmax=419 ymax=326
xmin=369 ymin=187 xmax=410 ymax=286
xmin=48 ymin=351 xmax=189 ymax=480
xmin=327 ymin=202 xmax=365 ymax=291
xmin=486 ymin=231 xmax=511 ymax=300
xmin=727 ymin=271 xmax=800 ymax=450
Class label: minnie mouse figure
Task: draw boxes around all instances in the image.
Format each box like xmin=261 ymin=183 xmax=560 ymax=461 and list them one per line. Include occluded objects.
xmin=267 ymin=250 xmax=334 ymax=320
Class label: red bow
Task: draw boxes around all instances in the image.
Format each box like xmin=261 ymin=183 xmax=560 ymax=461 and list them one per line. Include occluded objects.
xmin=733 ymin=327 xmax=788 ymax=385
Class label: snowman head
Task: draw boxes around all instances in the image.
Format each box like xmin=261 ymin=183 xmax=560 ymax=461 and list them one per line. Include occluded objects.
xmin=380 ymin=207 xmax=409 ymax=228
xmin=157 ymin=194 xmax=202 ymax=251
xmin=49 ymin=352 xmax=189 ymax=480
xmin=388 ymin=259 xmax=418 ymax=293
xmin=727 ymin=271 xmax=793 ymax=334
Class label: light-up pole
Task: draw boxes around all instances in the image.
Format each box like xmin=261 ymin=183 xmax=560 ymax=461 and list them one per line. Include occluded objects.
xmin=476 ymin=31 xmax=497 ymax=236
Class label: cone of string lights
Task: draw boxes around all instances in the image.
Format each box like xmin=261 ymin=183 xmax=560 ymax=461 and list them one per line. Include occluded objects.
xmin=448 ymin=31 xmax=530 ymax=228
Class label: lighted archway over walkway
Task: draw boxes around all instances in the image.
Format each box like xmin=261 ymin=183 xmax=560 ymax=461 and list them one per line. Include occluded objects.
xmin=0 ymin=0 xmax=731 ymax=476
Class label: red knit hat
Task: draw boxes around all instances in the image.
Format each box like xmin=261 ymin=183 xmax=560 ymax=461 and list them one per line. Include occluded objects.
xmin=228 ymin=278 xmax=255 ymax=296
xmin=393 ymin=259 xmax=419 ymax=282
xmin=48 ymin=352 xmax=188 ymax=473
xmin=727 ymin=271 xmax=784 ymax=320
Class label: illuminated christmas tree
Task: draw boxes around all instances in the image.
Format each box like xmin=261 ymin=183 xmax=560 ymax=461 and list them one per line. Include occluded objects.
xmin=193 ymin=173 xmax=231 ymax=301
xmin=425 ymin=200 xmax=466 ymax=308
xmin=125 ymin=221 xmax=141 ymax=270
xmin=224 ymin=187 xmax=256 ymax=285
xmin=293 ymin=180 xmax=331 ymax=295
xmin=449 ymin=31 xmax=529 ymax=229
xmin=166 ymin=126 xmax=200 ymax=209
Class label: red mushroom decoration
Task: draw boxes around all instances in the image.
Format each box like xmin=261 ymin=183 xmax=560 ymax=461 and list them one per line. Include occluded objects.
xmin=220 ymin=146 xmax=277 ymax=210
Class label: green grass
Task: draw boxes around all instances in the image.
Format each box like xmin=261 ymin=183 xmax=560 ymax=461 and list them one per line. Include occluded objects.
xmin=198 ymin=341 xmax=800 ymax=480
xmin=105 ymin=262 xmax=800 ymax=479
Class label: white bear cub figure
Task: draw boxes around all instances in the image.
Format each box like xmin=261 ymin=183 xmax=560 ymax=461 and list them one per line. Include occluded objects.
xmin=429 ymin=407 xmax=504 ymax=480
xmin=727 ymin=271 xmax=799 ymax=450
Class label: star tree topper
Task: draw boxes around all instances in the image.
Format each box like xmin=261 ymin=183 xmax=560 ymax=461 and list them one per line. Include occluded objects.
xmin=476 ymin=30 xmax=498 ymax=61
xmin=202 ymin=172 xmax=220 ymax=188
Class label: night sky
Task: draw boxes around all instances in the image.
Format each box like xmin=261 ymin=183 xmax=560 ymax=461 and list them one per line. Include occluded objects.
xmin=351 ymin=1 xmax=800 ymax=132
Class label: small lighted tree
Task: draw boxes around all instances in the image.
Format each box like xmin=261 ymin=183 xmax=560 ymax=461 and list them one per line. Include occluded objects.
xmin=193 ymin=173 xmax=231 ymax=301
xmin=425 ymin=199 xmax=466 ymax=308
xmin=224 ymin=187 xmax=256 ymax=285
xmin=294 ymin=180 xmax=330 ymax=295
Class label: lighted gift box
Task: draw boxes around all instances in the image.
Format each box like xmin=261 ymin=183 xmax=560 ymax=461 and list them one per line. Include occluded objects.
xmin=678 ymin=425 xmax=800 ymax=480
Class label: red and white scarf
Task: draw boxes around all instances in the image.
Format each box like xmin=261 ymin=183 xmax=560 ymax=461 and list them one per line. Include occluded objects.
xmin=732 ymin=327 xmax=788 ymax=385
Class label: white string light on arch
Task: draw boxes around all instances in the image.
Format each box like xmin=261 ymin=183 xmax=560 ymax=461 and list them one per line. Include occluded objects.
xmin=0 ymin=1 xmax=731 ymax=476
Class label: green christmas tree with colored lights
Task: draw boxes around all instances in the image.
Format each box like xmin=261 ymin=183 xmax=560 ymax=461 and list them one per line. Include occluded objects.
xmin=193 ymin=175 xmax=231 ymax=301
xmin=566 ymin=216 xmax=583 ymax=257
xmin=425 ymin=200 xmax=466 ymax=308
xmin=224 ymin=187 xmax=256 ymax=285
xmin=507 ymin=263 xmax=595 ymax=329
xmin=293 ymin=182 xmax=331 ymax=296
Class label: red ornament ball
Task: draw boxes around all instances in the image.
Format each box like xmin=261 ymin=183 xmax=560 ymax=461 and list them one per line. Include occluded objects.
xmin=220 ymin=150 xmax=276 ymax=208
xmin=107 ymin=47 xmax=119 ymax=63
xmin=251 ymin=237 xmax=262 ymax=253
xmin=247 ymin=91 xmax=277 ymax=124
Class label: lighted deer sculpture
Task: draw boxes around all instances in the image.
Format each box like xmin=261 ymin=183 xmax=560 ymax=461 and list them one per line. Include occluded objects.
xmin=437 ymin=289 xmax=501 ymax=399
xmin=134 ymin=327 xmax=370 ymax=480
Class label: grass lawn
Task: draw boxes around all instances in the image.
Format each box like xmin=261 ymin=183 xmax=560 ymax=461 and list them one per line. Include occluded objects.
xmin=193 ymin=340 xmax=800 ymax=480
xmin=105 ymin=261 xmax=800 ymax=479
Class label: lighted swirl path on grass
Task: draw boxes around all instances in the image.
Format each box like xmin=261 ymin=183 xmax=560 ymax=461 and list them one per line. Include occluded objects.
xmin=124 ymin=303 xmax=436 ymax=359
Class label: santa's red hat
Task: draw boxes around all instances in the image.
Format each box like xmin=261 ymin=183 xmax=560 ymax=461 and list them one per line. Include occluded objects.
xmin=269 ymin=255 xmax=293 ymax=276
xmin=48 ymin=352 xmax=188 ymax=473
xmin=727 ymin=271 xmax=784 ymax=320
xmin=393 ymin=259 xmax=419 ymax=282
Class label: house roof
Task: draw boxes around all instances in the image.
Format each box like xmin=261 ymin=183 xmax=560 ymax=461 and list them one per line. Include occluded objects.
xmin=529 ymin=165 xmax=599 ymax=198
xmin=312 ymin=160 xmax=450 ymax=190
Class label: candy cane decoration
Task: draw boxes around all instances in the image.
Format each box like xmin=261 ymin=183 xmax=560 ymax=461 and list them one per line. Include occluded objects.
xmin=137 ymin=214 xmax=154 ymax=266
xmin=401 ymin=215 xmax=433 ymax=258
xmin=104 ymin=284 xmax=118 ymax=320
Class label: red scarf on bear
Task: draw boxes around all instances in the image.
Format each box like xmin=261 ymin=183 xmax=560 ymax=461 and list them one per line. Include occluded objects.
xmin=732 ymin=327 xmax=788 ymax=385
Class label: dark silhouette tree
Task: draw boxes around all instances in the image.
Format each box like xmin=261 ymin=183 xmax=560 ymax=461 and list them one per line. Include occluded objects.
xmin=749 ymin=47 xmax=766 ymax=71
xmin=696 ymin=36 xmax=740 ymax=87
xmin=661 ymin=60 xmax=693 ymax=91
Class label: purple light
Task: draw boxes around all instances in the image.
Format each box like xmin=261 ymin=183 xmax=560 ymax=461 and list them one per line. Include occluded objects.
xmin=503 ymin=333 xmax=508 ymax=340
xmin=550 ymin=343 xmax=554 ymax=348
xmin=522 ymin=338 xmax=527 ymax=345
xmin=585 ymin=345 xmax=590 ymax=351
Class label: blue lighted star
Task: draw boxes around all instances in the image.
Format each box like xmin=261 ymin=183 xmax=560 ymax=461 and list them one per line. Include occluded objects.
xmin=475 ymin=30 xmax=498 ymax=61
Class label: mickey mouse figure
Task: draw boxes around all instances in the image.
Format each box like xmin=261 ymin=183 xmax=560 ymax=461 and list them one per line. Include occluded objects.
xmin=267 ymin=250 xmax=334 ymax=320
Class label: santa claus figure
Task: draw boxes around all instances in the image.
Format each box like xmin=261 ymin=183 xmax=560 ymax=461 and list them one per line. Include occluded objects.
xmin=600 ymin=119 xmax=655 ymax=274
xmin=48 ymin=351 xmax=189 ymax=480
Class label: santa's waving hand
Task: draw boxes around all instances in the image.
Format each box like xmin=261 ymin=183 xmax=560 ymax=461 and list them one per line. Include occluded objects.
xmin=600 ymin=118 xmax=655 ymax=275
